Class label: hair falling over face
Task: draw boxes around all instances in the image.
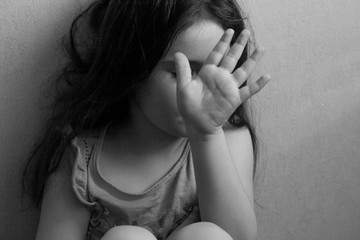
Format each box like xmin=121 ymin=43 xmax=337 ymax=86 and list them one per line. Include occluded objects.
xmin=22 ymin=0 xmax=258 ymax=209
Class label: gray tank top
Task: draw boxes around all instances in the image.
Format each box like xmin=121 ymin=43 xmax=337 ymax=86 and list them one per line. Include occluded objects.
xmin=70 ymin=127 xmax=200 ymax=240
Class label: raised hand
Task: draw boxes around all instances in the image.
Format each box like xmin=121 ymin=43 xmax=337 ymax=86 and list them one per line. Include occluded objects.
xmin=174 ymin=29 xmax=270 ymax=136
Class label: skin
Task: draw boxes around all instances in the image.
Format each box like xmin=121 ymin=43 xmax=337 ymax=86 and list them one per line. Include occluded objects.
xmin=170 ymin=20 xmax=270 ymax=240
xmin=35 ymin=19 xmax=270 ymax=240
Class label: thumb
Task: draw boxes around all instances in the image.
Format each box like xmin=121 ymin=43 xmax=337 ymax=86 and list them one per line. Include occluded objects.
xmin=174 ymin=52 xmax=191 ymax=89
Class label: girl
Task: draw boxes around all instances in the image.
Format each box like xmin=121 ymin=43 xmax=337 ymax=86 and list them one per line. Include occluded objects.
xmin=23 ymin=0 xmax=270 ymax=240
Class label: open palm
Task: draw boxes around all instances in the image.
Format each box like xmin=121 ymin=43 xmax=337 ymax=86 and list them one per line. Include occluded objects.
xmin=174 ymin=29 xmax=270 ymax=135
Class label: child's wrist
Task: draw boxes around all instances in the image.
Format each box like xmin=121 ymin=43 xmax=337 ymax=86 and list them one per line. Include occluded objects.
xmin=185 ymin=126 xmax=224 ymax=142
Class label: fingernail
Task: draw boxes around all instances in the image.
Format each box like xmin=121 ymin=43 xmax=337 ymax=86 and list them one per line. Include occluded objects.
xmin=242 ymin=29 xmax=251 ymax=36
xmin=226 ymin=28 xmax=235 ymax=35
xmin=257 ymin=46 xmax=266 ymax=53
xmin=258 ymin=75 xmax=271 ymax=85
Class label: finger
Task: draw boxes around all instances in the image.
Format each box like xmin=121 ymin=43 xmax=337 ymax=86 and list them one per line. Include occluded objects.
xmin=174 ymin=52 xmax=192 ymax=88
xmin=233 ymin=46 xmax=265 ymax=87
xmin=205 ymin=29 xmax=234 ymax=66
xmin=239 ymin=74 xmax=271 ymax=102
xmin=220 ymin=29 xmax=251 ymax=72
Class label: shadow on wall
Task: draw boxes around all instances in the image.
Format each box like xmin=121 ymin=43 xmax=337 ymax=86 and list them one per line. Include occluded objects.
xmin=0 ymin=1 xmax=86 ymax=239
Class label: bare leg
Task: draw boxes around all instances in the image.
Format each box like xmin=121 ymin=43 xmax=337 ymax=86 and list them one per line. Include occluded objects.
xmin=100 ymin=225 xmax=157 ymax=240
xmin=168 ymin=222 xmax=233 ymax=240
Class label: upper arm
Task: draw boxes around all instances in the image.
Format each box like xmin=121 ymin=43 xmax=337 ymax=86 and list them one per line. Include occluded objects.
xmin=224 ymin=126 xmax=255 ymax=204
xmin=36 ymin=159 xmax=91 ymax=240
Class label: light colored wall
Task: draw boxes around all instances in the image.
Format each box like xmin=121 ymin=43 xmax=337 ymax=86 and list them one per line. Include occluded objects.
xmin=247 ymin=0 xmax=360 ymax=239
xmin=0 ymin=0 xmax=359 ymax=239
xmin=0 ymin=0 xmax=85 ymax=238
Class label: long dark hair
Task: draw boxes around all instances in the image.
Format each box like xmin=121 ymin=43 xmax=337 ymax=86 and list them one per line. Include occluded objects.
xmin=22 ymin=0 xmax=257 ymax=208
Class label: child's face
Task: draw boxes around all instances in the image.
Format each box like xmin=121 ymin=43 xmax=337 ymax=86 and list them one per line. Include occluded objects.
xmin=135 ymin=20 xmax=225 ymax=137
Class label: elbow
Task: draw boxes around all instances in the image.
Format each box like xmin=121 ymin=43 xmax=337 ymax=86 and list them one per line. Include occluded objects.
xmin=240 ymin=223 xmax=257 ymax=240
xmin=244 ymin=215 xmax=257 ymax=240
xmin=244 ymin=225 xmax=257 ymax=240
xmin=235 ymin=227 xmax=257 ymax=240
xmin=243 ymin=207 xmax=257 ymax=240
xmin=232 ymin=216 xmax=257 ymax=240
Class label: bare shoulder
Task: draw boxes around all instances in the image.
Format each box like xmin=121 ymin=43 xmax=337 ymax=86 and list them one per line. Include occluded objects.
xmin=36 ymin=147 xmax=91 ymax=240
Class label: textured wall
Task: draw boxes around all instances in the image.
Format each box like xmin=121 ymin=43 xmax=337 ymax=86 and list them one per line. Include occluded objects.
xmin=0 ymin=0 xmax=85 ymax=238
xmin=248 ymin=0 xmax=360 ymax=239
xmin=0 ymin=0 xmax=359 ymax=239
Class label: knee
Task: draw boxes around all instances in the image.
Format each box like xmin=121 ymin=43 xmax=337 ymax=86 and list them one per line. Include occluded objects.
xmin=101 ymin=225 xmax=157 ymax=240
xmin=170 ymin=222 xmax=233 ymax=240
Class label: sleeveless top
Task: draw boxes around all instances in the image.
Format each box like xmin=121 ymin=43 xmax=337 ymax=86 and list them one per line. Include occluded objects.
xmin=69 ymin=127 xmax=201 ymax=240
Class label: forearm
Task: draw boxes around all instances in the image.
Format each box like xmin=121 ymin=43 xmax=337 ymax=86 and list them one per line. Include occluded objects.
xmin=173 ymin=26 xmax=268 ymax=240
xmin=188 ymin=128 xmax=257 ymax=240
